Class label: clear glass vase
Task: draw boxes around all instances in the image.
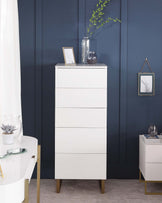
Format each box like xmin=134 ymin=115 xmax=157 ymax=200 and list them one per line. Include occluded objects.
xmin=81 ymin=37 xmax=90 ymax=64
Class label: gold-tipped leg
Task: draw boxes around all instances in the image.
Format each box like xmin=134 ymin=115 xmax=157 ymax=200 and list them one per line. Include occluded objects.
xmin=56 ymin=179 xmax=61 ymax=193
xmin=139 ymin=170 xmax=141 ymax=182
xmin=100 ymin=180 xmax=105 ymax=194
xmin=37 ymin=145 xmax=41 ymax=203
xmin=23 ymin=179 xmax=29 ymax=203
xmin=145 ymin=181 xmax=147 ymax=195
xmin=139 ymin=170 xmax=144 ymax=183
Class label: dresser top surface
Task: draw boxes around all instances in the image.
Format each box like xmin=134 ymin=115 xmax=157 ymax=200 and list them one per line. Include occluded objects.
xmin=56 ymin=63 xmax=107 ymax=69
xmin=140 ymin=134 xmax=162 ymax=145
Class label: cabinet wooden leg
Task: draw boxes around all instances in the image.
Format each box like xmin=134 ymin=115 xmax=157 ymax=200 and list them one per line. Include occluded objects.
xmin=56 ymin=179 xmax=61 ymax=193
xmin=139 ymin=170 xmax=141 ymax=182
xmin=139 ymin=170 xmax=144 ymax=183
xmin=100 ymin=180 xmax=105 ymax=194
xmin=145 ymin=181 xmax=147 ymax=195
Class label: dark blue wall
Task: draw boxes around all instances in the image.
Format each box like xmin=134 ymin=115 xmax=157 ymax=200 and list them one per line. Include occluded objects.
xmin=18 ymin=0 xmax=162 ymax=178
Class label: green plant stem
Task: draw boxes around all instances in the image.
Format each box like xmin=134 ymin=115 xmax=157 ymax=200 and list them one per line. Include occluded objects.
xmin=87 ymin=0 xmax=121 ymax=37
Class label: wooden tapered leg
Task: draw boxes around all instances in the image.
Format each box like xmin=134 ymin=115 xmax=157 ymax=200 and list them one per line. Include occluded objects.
xmin=139 ymin=169 xmax=145 ymax=183
xmin=139 ymin=170 xmax=141 ymax=182
xmin=37 ymin=145 xmax=41 ymax=203
xmin=100 ymin=180 xmax=105 ymax=194
xmin=56 ymin=179 xmax=61 ymax=193
xmin=23 ymin=179 xmax=29 ymax=203
xmin=145 ymin=181 xmax=147 ymax=195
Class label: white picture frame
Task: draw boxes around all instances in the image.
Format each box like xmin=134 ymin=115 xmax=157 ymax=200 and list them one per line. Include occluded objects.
xmin=62 ymin=47 xmax=76 ymax=65
xmin=138 ymin=72 xmax=155 ymax=96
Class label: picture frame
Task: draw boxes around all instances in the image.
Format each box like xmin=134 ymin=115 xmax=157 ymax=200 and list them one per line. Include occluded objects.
xmin=62 ymin=47 xmax=76 ymax=65
xmin=138 ymin=72 xmax=155 ymax=96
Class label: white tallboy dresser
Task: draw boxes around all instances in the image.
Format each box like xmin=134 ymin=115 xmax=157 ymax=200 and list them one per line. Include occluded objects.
xmin=55 ymin=64 xmax=107 ymax=193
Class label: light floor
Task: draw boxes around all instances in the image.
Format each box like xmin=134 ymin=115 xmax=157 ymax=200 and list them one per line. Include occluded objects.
xmin=30 ymin=179 xmax=162 ymax=203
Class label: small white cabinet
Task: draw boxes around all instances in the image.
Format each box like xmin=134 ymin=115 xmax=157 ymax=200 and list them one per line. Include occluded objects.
xmin=55 ymin=64 xmax=107 ymax=193
xmin=139 ymin=135 xmax=162 ymax=194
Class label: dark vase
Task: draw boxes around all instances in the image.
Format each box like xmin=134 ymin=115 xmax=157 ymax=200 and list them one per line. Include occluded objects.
xmin=148 ymin=125 xmax=158 ymax=137
xmin=87 ymin=51 xmax=97 ymax=64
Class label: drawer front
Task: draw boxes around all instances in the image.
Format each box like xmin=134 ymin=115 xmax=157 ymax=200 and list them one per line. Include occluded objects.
xmin=56 ymin=68 xmax=107 ymax=88
xmin=56 ymin=89 xmax=107 ymax=108
xmin=145 ymin=163 xmax=162 ymax=181
xmin=145 ymin=145 xmax=162 ymax=163
xmin=55 ymin=108 xmax=107 ymax=128
xmin=55 ymin=154 xmax=106 ymax=179
xmin=55 ymin=128 xmax=106 ymax=153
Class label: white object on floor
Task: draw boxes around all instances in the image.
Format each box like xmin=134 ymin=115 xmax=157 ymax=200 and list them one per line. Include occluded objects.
xmin=139 ymin=134 xmax=162 ymax=181
xmin=0 ymin=136 xmax=38 ymax=203
xmin=55 ymin=64 xmax=107 ymax=180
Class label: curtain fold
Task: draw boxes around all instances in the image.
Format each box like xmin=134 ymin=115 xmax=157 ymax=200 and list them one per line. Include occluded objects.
xmin=0 ymin=0 xmax=22 ymax=140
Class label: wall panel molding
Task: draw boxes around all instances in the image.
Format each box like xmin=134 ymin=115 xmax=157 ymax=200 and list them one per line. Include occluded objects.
xmin=78 ymin=0 xmax=86 ymax=62
xmin=119 ymin=0 xmax=128 ymax=163
xmin=35 ymin=0 xmax=43 ymax=143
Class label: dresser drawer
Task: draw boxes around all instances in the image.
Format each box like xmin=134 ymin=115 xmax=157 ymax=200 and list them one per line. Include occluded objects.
xmin=145 ymin=163 xmax=162 ymax=181
xmin=55 ymin=108 xmax=107 ymax=128
xmin=55 ymin=154 xmax=106 ymax=179
xmin=56 ymin=68 xmax=107 ymax=88
xmin=56 ymin=89 xmax=107 ymax=108
xmin=145 ymin=145 xmax=162 ymax=163
xmin=55 ymin=128 xmax=106 ymax=153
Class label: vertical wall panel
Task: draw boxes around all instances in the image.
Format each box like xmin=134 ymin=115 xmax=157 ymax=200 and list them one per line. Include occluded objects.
xmin=119 ymin=0 xmax=127 ymax=171
xmin=18 ymin=0 xmax=35 ymax=137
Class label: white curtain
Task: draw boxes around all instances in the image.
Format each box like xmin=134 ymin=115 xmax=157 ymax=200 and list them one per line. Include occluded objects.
xmin=0 ymin=0 xmax=22 ymax=140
